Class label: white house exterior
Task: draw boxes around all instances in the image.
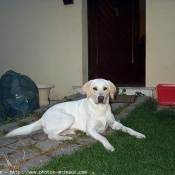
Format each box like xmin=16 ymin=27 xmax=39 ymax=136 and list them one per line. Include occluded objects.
xmin=0 ymin=0 xmax=175 ymax=100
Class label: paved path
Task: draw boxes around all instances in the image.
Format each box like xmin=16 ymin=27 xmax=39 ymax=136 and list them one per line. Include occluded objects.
xmin=0 ymin=94 xmax=149 ymax=174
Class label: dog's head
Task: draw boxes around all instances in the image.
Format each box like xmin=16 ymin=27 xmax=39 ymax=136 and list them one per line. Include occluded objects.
xmin=82 ymin=79 xmax=116 ymax=104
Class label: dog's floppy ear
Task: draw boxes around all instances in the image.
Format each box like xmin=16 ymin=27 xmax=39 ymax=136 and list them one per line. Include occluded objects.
xmin=82 ymin=80 xmax=93 ymax=98
xmin=108 ymin=81 xmax=116 ymax=100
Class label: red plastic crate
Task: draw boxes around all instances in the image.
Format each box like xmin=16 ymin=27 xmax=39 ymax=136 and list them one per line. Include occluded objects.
xmin=157 ymin=84 xmax=175 ymax=106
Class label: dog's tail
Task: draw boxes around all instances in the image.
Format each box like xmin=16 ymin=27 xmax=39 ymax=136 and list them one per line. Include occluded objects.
xmin=5 ymin=119 xmax=42 ymax=138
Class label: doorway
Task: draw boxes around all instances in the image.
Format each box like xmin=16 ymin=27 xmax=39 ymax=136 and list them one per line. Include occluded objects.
xmin=88 ymin=0 xmax=146 ymax=86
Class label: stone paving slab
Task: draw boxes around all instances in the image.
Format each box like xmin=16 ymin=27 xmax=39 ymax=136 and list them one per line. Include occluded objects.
xmin=73 ymin=94 xmax=86 ymax=101
xmin=20 ymin=155 xmax=50 ymax=171
xmin=50 ymin=144 xmax=80 ymax=157
xmin=122 ymin=105 xmax=136 ymax=113
xmin=0 ymin=149 xmax=41 ymax=165
xmin=35 ymin=140 xmax=63 ymax=151
xmin=0 ymin=137 xmax=19 ymax=147
xmin=33 ymin=107 xmax=48 ymax=113
xmin=20 ymin=117 xmax=36 ymax=124
xmin=77 ymin=137 xmax=97 ymax=145
xmin=30 ymin=130 xmax=43 ymax=136
xmin=0 ymin=147 xmax=15 ymax=157
xmin=7 ymin=138 xmax=37 ymax=150
xmin=0 ymin=122 xmax=18 ymax=132
xmin=32 ymin=133 xmax=48 ymax=141
xmin=67 ymin=93 xmax=83 ymax=100
xmin=110 ymin=102 xmax=126 ymax=111
xmin=0 ymin=133 xmax=4 ymax=138
xmin=135 ymin=96 xmax=148 ymax=104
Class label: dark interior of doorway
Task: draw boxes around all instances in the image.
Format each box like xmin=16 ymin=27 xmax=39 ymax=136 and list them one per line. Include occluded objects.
xmin=137 ymin=0 xmax=145 ymax=87
xmin=118 ymin=0 xmax=146 ymax=87
xmin=88 ymin=0 xmax=146 ymax=87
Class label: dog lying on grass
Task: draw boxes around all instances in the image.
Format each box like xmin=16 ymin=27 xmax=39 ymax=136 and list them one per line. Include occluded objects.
xmin=5 ymin=79 xmax=145 ymax=151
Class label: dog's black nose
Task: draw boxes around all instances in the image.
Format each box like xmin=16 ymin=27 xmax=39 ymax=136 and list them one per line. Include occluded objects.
xmin=98 ymin=96 xmax=104 ymax=103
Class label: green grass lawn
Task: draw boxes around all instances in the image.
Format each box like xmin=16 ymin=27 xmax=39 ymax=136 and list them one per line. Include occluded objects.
xmin=29 ymin=98 xmax=175 ymax=175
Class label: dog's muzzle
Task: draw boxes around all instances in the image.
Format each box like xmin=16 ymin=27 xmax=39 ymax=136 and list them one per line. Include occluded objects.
xmin=98 ymin=96 xmax=104 ymax=103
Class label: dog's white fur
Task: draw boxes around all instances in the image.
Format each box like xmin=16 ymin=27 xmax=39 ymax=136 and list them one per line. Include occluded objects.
xmin=5 ymin=79 xmax=145 ymax=151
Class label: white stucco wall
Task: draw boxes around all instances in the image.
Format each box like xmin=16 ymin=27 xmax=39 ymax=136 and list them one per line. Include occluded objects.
xmin=1 ymin=0 xmax=175 ymax=100
xmin=0 ymin=0 xmax=88 ymax=100
xmin=146 ymin=0 xmax=175 ymax=87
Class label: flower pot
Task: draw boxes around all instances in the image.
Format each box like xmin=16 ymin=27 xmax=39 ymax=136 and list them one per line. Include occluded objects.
xmin=37 ymin=84 xmax=55 ymax=107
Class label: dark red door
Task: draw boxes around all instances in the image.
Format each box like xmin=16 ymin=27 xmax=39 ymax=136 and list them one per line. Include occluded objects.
xmin=88 ymin=0 xmax=141 ymax=86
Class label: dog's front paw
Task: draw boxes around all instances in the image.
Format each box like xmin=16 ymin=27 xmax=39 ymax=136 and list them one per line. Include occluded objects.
xmin=135 ymin=132 xmax=146 ymax=139
xmin=104 ymin=143 xmax=115 ymax=152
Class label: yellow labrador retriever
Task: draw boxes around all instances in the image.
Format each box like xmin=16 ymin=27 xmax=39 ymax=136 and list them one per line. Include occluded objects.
xmin=5 ymin=79 xmax=145 ymax=151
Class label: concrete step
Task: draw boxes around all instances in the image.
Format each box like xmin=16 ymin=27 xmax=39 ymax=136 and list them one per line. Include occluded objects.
xmin=72 ymin=86 xmax=155 ymax=97
xmin=118 ymin=87 xmax=155 ymax=97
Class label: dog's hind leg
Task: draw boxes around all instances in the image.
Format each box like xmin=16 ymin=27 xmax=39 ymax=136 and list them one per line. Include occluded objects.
xmin=60 ymin=129 xmax=76 ymax=135
xmin=48 ymin=134 xmax=73 ymax=141
xmin=47 ymin=113 xmax=75 ymax=141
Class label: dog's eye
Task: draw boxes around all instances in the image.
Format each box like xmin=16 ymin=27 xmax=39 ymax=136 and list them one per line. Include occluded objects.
xmin=93 ymin=87 xmax=97 ymax=91
xmin=103 ymin=87 xmax=107 ymax=91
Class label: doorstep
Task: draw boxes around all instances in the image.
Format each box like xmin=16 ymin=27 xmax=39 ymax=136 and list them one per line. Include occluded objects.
xmin=72 ymin=86 xmax=155 ymax=97
xmin=118 ymin=87 xmax=155 ymax=97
